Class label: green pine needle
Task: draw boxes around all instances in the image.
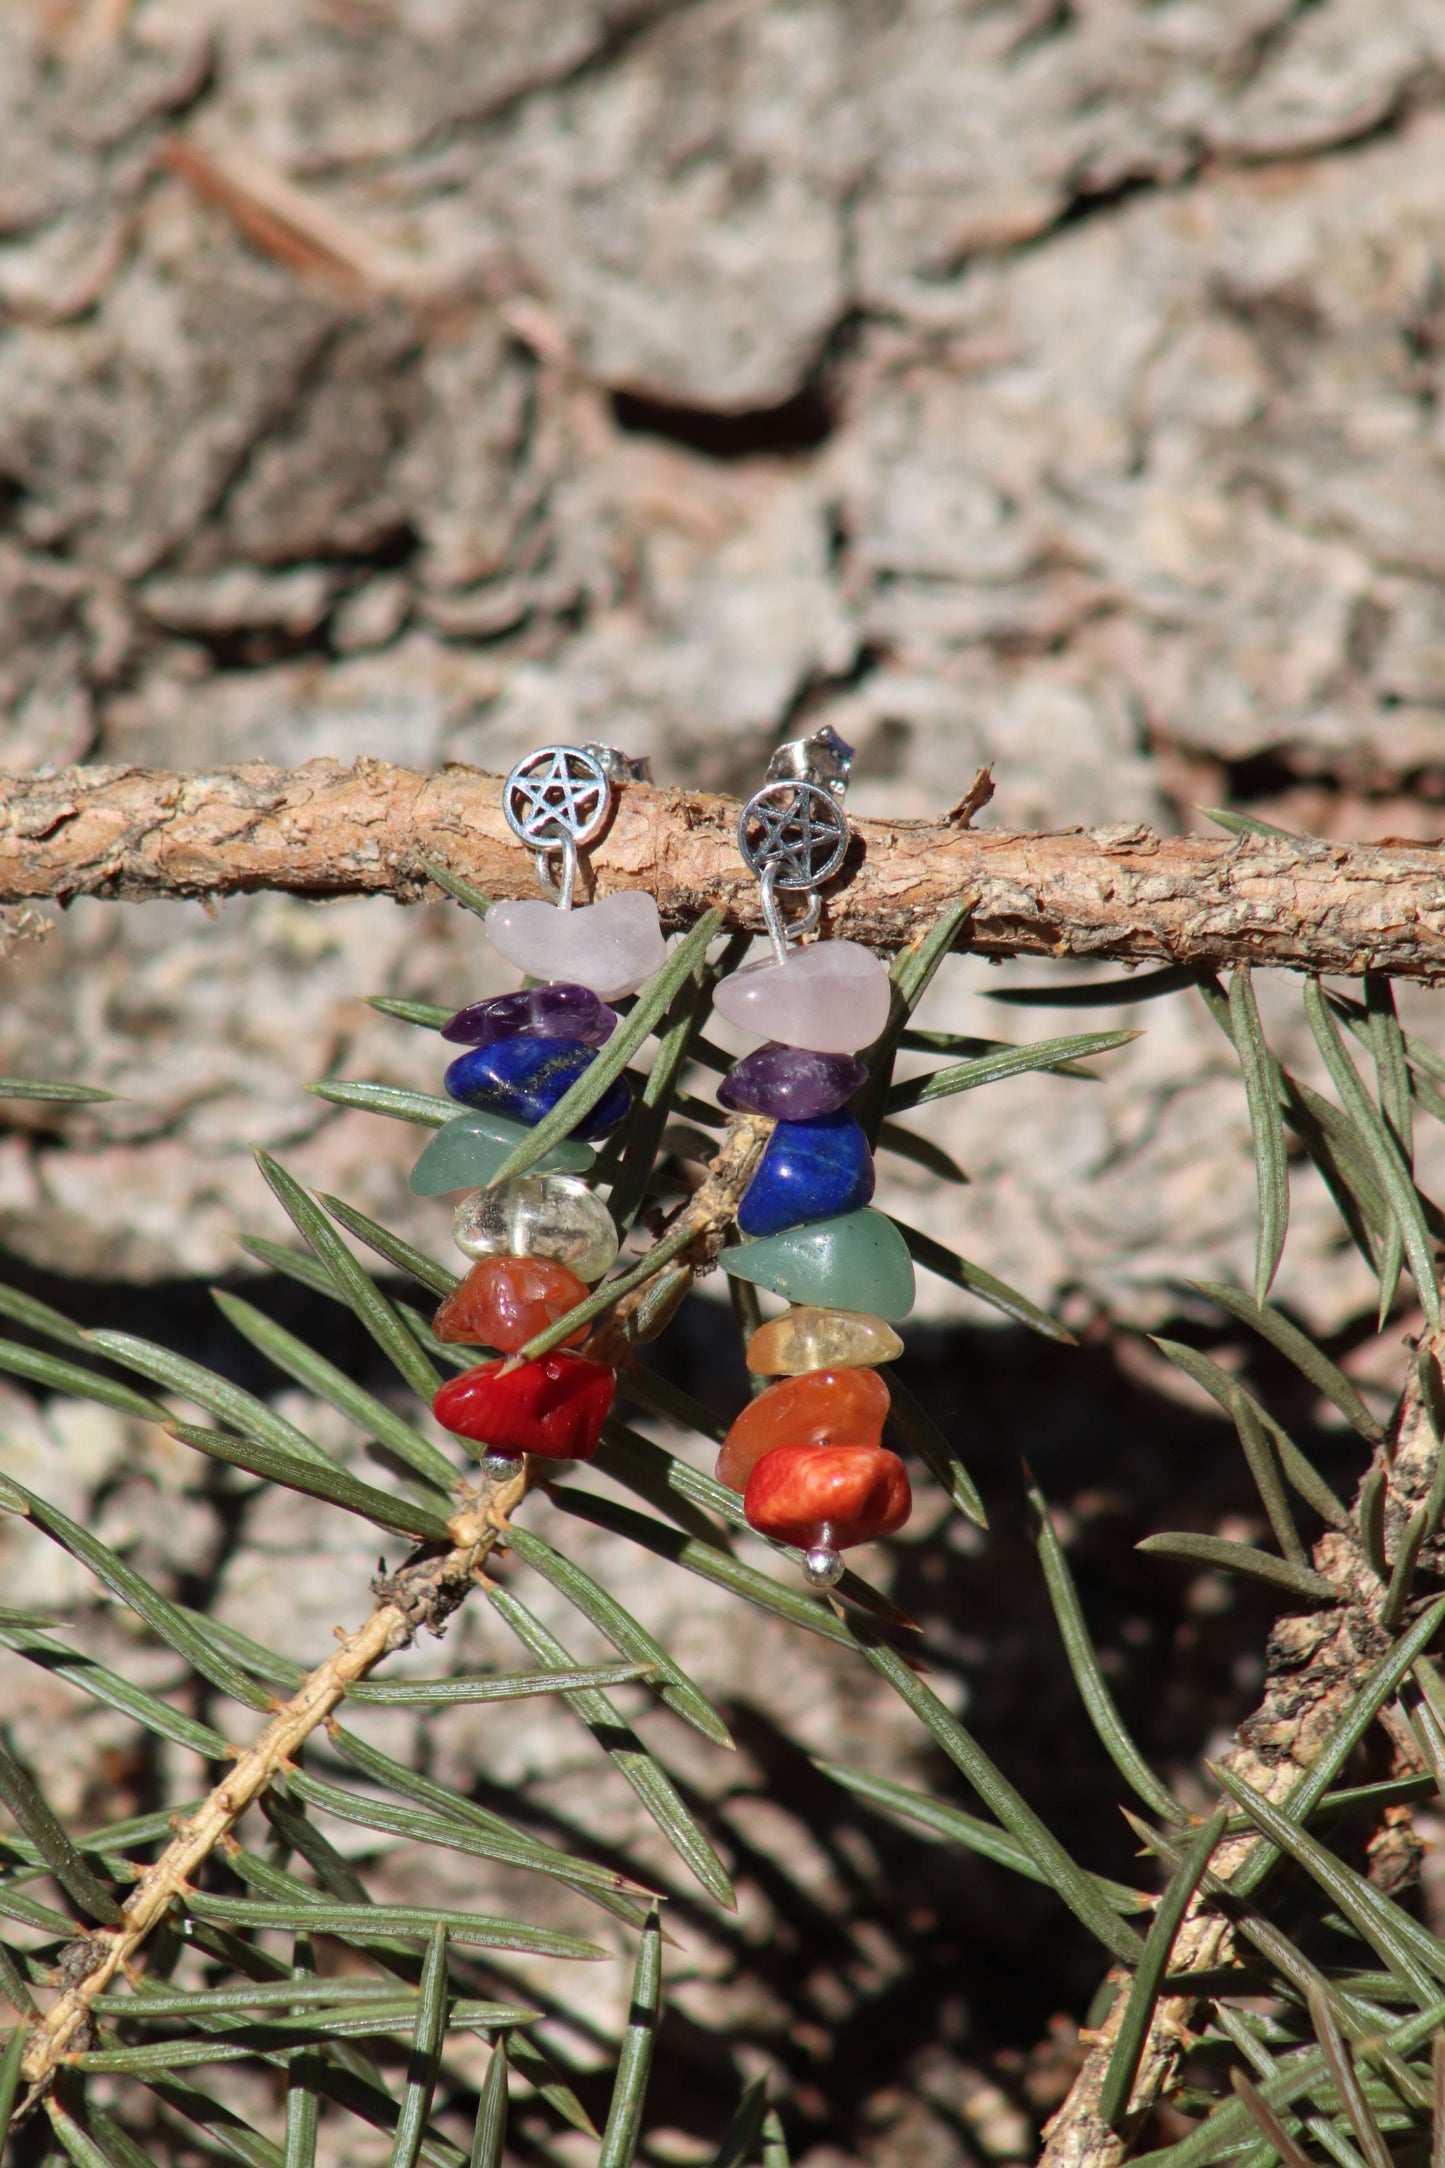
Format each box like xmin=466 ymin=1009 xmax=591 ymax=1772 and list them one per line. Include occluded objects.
xmin=895 ymin=1216 xmax=1077 ymax=1342
xmin=489 ymin=1586 xmax=737 ymax=1909
xmin=1028 ymin=1485 xmax=1186 ymax=1823
xmin=484 ymin=908 xmax=724 ymax=1189
xmin=469 ymin=2037 xmax=509 ymax=2168
xmin=421 ymin=856 xmax=492 ymax=919
xmin=307 ymin=1080 xmax=456 ymax=1126
xmin=386 ymin=1924 xmax=448 ymax=2168
xmin=1303 ymin=976 xmax=1440 ymax=1330
xmin=185 ymin=1892 xmax=608 ymax=1961
xmin=858 ymin=1636 xmax=1145 ymax=1965
xmin=1098 ymin=1809 xmax=1227 ymax=2127
xmin=0 ymin=2021 xmax=26 ymax=2145
xmin=1200 ymin=807 xmax=1303 ymax=841
xmin=0 ymin=1077 xmax=116 ymax=1103
xmin=1190 ymin=1281 xmax=1383 ymax=1445
xmin=598 ymin=1909 xmax=662 ymax=2168
xmin=1136 ymin=1532 xmax=1338 ymax=1603
xmin=884 ymin=1026 xmax=1140 ymax=1113
xmin=1227 ymin=967 xmax=1290 ymax=1302
xmin=814 ymin=1760 xmax=1148 ymax=1913
xmin=709 ymin=2078 xmax=770 ymax=2168
xmin=506 ymin=1524 xmax=733 ymax=1746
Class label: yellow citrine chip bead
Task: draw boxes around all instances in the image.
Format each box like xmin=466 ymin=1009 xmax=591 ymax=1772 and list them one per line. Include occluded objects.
xmin=745 ymin=1305 xmax=904 ymax=1376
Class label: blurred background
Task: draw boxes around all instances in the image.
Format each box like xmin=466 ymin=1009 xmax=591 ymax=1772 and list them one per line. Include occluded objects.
xmin=3 ymin=3 xmax=1445 ymax=2163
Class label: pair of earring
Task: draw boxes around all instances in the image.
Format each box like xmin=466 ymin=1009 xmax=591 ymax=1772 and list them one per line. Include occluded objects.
xmin=413 ymin=731 xmax=917 ymax=1590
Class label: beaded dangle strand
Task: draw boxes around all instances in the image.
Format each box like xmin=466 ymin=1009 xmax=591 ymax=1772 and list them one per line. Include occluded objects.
xmin=415 ymin=742 xmax=663 ymax=1474
xmin=712 ymin=729 xmax=916 ymax=1590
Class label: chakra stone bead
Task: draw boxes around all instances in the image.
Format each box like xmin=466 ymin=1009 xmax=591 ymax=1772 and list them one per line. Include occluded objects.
xmin=746 ymin=1306 xmax=904 ymax=1376
xmin=442 ymin=984 xmax=617 ymax=1048
xmin=713 ymin=940 xmax=891 ymax=1053
xmin=433 ymin=1351 xmax=615 ymax=1462
xmin=410 ymin=1111 xmax=594 ymax=1196
xmin=721 ymin=1208 xmax=915 ymax=1319
xmin=453 ymin=1174 xmax=619 ymax=1282
xmin=433 ymin=1256 xmax=590 ymax=1352
xmin=716 ymin=1367 xmax=890 ymax=1492
xmin=484 ymin=893 xmax=667 ymax=1001
xmin=737 ymin=1110 xmax=874 ymax=1239
xmin=743 ymin=1442 xmax=912 ymax=1549
xmin=717 ymin=1043 xmax=867 ymax=1119
xmin=444 ymin=1037 xmax=630 ymax=1139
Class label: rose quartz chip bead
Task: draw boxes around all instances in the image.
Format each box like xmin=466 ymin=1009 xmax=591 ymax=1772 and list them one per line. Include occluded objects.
xmin=713 ymin=940 xmax=892 ymax=1053
xmin=484 ymin=892 xmax=667 ymax=1001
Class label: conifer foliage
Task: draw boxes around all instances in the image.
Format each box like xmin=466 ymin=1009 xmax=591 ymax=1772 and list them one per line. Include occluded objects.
xmin=3 ymin=867 xmax=1445 ymax=2168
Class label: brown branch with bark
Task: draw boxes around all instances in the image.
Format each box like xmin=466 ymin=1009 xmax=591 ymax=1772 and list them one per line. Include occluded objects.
xmin=1040 ymin=1329 xmax=1445 ymax=2168
xmin=13 ymin=1104 xmax=772 ymax=2118
xmin=3 ymin=759 xmax=1445 ymax=980
xmin=16 ymin=1467 xmax=526 ymax=2114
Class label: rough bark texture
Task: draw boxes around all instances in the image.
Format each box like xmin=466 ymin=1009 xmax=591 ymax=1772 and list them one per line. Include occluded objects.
xmin=4 ymin=9 xmax=1445 ymax=2166
xmin=4 ymin=0 xmax=1445 ymax=1308
xmin=5 ymin=760 xmax=1445 ymax=981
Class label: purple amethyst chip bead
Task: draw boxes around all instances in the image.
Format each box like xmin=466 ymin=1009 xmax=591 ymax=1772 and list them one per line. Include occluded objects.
xmin=441 ymin=983 xmax=619 ymax=1048
xmin=717 ymin=1042 xmax=868 ymax=1120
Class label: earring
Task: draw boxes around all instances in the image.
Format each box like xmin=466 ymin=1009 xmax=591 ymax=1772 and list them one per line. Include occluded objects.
xmin=712 ymin=729 xmax=916 ymax=1589
xmin=414 ymin=742 xmax=663 ymax=1475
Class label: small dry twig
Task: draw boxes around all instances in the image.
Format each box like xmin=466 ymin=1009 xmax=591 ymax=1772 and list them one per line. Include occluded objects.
xmin=17 ymin=1468 xmax=522 ymax=2108
xmin=13 ymin=1105 xmax=770 ymax=2113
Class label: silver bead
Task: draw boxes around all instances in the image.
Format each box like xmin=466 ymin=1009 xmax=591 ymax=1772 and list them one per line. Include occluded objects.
xmin=803 ymin=1544 xmax=844 ymax=1590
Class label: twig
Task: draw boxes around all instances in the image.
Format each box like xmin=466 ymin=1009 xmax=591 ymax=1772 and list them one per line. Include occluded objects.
xmin=15 ymin=1466 xmax=525 ymax=2111
xmin=14 ymin=1107 xmax=772 ymax=2112
xmin=3 ymin=761 xmax=1445 ymax=981
xmin=1038 ymin=1326 xmax=1445 ymax=2168
xmin=161 ymin=140 xmax=425 ymax=298
xmin=584 ymin=1111 xmax=773 ymax=1366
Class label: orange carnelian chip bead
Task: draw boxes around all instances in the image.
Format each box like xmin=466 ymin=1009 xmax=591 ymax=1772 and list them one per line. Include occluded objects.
xmin=433 ymin=1254 xmax=589 ymax=1353
xmin=744 ymin=1442 xmax=911 ymax=1550
xmin=715 ymin=1367 xmax=889 ymax=1492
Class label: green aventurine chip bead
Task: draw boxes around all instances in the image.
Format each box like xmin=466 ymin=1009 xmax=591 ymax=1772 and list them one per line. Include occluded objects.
xmin=410 ymin=1110 xmax=595 ymax=1196
xmin=720 ymin=1208 xmax=915 ymax=1321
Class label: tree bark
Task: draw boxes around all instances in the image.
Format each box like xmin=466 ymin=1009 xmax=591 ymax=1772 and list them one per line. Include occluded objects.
xmin=3 ymin=759 xmax=1445 ymax=981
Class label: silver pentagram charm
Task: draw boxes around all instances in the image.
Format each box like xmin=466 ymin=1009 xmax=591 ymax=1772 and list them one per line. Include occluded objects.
xmin=738 ymin=778 xmax=850 ymax=892
xmin=502 ymin=745 xmax=613 ymax=851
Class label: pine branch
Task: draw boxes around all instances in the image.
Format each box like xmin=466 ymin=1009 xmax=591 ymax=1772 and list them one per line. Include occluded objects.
xmin=1038 ymin=1325 xmax=1445 ymax=2168
xmin=13 ymin=1464 xmax=528 ymax=2116
xmin=11 ymin=1098 xmax=773 ymax=2121
xmin=3 ymin=761 xmax=1445 ymax=979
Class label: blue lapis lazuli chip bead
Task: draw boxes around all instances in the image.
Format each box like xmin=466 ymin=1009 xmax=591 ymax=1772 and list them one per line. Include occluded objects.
xmin=443 ymin=1036 xmax=631 ymax=1139
xmin=736 ymin=1109 xmax=875 ymax=1239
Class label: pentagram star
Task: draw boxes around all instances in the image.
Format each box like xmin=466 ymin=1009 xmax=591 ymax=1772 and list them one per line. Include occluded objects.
xmin=507 ymin=747 xmax=607 ymax=844
xmin=747 ymin=785 xmax=846 ymax=887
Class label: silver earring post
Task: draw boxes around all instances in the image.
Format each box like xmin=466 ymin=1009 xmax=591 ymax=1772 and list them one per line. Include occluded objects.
xmin=501 ymin=741 xmax=652 ymax=909
xmin=738 ymin=726 xmax=855 ymax=964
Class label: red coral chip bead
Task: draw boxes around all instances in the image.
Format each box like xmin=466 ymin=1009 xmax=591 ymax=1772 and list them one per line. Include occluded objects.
xmin=433 ymin=1352 xmax=615 ymax=1462
xmin=716 ymin=1367 xmax=889 ymax=1492
xmin=743 ymin=1442 xmax=912 ymax=1550
xmin=433 ymin=1255 xmax=589 ymax=1352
